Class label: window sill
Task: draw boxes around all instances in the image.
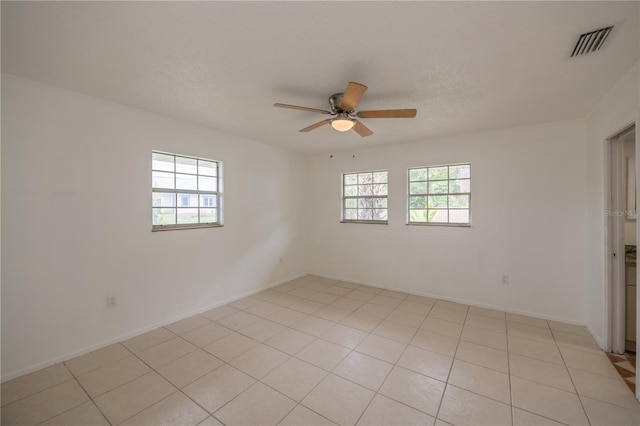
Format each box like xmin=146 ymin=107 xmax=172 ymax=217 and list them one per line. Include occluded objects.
xmin=406 ymin=222 xmax=471 ymax=227
xmin=340 ymin=220 xmax=388 ymax=225
xmin=152 ymin=224 xmax=223 ymax=232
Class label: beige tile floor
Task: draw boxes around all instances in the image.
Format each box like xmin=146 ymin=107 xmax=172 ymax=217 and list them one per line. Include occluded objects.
xmin=3 ymin=275 xmax=640 ymax=426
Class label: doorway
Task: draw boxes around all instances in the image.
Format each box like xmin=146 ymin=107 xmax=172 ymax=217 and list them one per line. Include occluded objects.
xmin=607 ymin=124 xmax=637 ymax=396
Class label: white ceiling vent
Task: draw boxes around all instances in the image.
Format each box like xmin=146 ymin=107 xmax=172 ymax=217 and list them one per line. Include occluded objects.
xmin=571 ymin=26 xmax=613 ymax=57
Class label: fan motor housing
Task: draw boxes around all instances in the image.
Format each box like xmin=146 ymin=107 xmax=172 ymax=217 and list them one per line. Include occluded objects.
xmin=329 ymin=93 xmax=349 ymax=113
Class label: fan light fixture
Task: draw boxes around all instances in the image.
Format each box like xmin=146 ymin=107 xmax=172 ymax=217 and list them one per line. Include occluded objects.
xmin=331 ymin=118 xmax=355 ymax=132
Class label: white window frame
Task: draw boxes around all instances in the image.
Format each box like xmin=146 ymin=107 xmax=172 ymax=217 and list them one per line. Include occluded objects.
xmin=152 ymin=151 xmax=223 ymax=231
xmin=407 ymin=163 xmax=471 ymax=226
xmin=341 ymin=170 xmax=389 ymax=224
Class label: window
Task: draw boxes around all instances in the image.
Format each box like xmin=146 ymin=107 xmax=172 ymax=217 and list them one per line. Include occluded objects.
xmin=342 ymin=170 xmax=388 ymax=223
xmin=202 ymin=196 xmax=215 ymax=207
xmin=152 ymin=152 xmax=222 ymax=230
xmin=408 ymin=163 xmax=470 ymax=225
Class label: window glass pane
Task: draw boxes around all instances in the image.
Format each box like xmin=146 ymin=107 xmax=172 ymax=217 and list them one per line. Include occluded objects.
xmin=152 ymin=153 xmax=174 ymax=172
xmin=374 ymin=209 xmax=388 ymax=221
xmin=409 ymin=196 xmax=427 ymax=209
xmin=200 ymin=208 xmax=218 ymax=223
xmin=428 ymin=167 xmax=448 ymax=180
xmin=200 ymin=194 xmax=217 ymax=208
xmin=409 ymin=168 xmax=428 ymax=181
xmin=344 ymin=209 xmax=357 ymax=220
xmin=177 ymin=208 xmax=198 ymax=224
xmin=409 ymin=182 xmax=428 ymax=195
xmin=344 ymin=174 xmax=358 ymax=185
xmin=449 ymin=194 xmax=469 ymax=208
xmin=153 ymin=208 xmax=175 ymax=225
xmin=449 ymin=209 xmax=469 ymax=223
xmin=450 ymin=164 xmax=470 ymax=179
xmin=372 ymin=198 xmax=387 ymax=208
xmin=427 ymin=195 xmax=448 ymax=208
xmin=358 ymin=198 xmax=372 ymax=209
xmin=428 ymin=181 xmax=448 ymax=194
xmin=152 ymin=171 xmax=174 ymax=189
xmin=178 ymin=193 xmax=198 ymax=207
xmin=176 ymin=156 xmax=197 ymax=174
xmin=410 ymin=209 xmax=427 ymax=222
xmin=358 ymin=209 xmax=373 ymax=220
xmin=345 ymin=198 xmax=357 ymax=209
xmin=358 ymin=185 xmax=373 ymax=196
xmin=344 ymin=185 xmax=357 ymax=196
xmin=176 ymin=173 xmax=197 ymax=190
xmin=152 ymin=192 xmax=176 ymax=207
xmin=450 ymin=179 xmax=470 ymax=193
xmin=428 ymin=209 xmax=449 ymax=223
xmin=373 ymin=183 xmax=388 ymax=196
xmin=358 ymin=173 xmax=373 ymax=185
xmin=373 ymin=172 xmax=387 ymax=183
xmin=199 ymin=176 xmax=217 ymax=191
xmin=198 ymin=160 xmax=217 ymax=176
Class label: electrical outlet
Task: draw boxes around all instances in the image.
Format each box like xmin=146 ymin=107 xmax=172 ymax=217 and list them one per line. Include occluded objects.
xmin=501 ymin=275 xmax=509 ymax=285
xmin=279 ymin=257 xmax=283 ymax=264
xmin=107 ymin=295 xmax=117 ymax=309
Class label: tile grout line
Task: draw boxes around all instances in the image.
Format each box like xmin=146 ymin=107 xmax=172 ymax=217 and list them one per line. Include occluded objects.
xmin=1 ymin=376 xmax=76 ymax=414
xmin=272 ymin=287 xmax=420 ymax=424
xmin=351 ymin=294 xmax=415 ymax=426
xmin=292 ymin=294 xmax=379 ymax=425
xmin=552 ymin=324 xmax=592 ymax=426
xmin=134 ymin=320 xmax=287 ymax=426
xmin=258 ymin=342 xmax=340 ymax=423
xmin=227 ymin=290 xmax=477 ymax=424
xmin=505 ymin=311 xmax=513 ymax=426
xmin=218 ymin=288 xmax=357 ymax=425
xmin=30 ymin=377 xmax=102 ymax=426
xmin=44 ymin=363 xmax=112 ymax=426
xmin=73 ymin=341 xmax=143 ymax=425
xmin=103 ymin=355 xmax=180 ymax=425
xmin=431 ymin=301 xmax=459 ymax=424
xmin=507 ymin=318 xmax=602 ymax=425
xmin=122 ymin=332 xmax=243 ymax=426
xmin=94 ymin=332 xmax=224 ymax=425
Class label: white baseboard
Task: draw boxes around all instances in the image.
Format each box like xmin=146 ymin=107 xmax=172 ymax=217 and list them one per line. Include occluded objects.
xmin=586 ymin=324 xmax=606 ymax=350
xmin=1 ymin=273 xmax=306 ymax=383
xmin=310 ymin=272 xmax=591 ymax=328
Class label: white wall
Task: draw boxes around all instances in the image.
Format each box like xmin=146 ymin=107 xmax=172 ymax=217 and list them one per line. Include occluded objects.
xmin=308 ymin=119 xmax=589 ymax=324
xmin=1 ymin=75 xmax=309 ymax=380
xmin=585 ymin=62 xmax=640 ymax=348
xmin=2 ymin=61 xmax=638 ymax=381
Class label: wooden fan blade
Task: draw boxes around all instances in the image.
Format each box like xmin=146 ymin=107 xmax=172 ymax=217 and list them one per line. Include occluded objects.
xmin=357 ymin=109 xmax=417 ymax=118
xmin=299 ymin=119 xmax=331 ymax=132
xmin=274 ymin=103 xmax=331 ymax=114
xmin=353 ymin=120 xmax=373 ymax=137
xmin=340 ymin=82 xmax=368 ymax=110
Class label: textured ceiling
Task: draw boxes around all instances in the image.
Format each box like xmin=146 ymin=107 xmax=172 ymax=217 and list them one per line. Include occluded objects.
xmin=2 ymin=1 xmax=638 ymax=154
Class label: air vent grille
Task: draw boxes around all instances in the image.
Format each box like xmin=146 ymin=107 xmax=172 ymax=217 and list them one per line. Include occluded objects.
xmin=571 ymin=26 xmax=613 ymax=57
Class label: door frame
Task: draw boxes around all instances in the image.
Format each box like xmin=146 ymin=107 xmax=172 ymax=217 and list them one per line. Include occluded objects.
xmin=605 ymin=128 xmax=630 ymax=354
xmin=604 ymin=118 xmax=638 ymax=400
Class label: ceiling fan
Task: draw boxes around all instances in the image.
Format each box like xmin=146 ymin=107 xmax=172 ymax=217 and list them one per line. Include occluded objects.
xmin=273 ymin=82 xmax=417 ymax=137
